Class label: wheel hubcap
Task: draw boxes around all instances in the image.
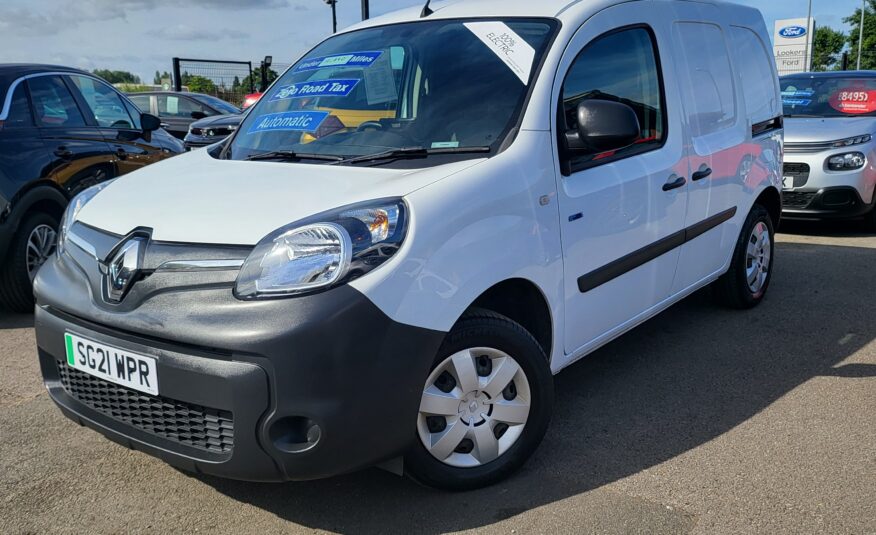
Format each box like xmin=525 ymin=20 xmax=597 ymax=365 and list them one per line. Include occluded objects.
xmin=417 ymin=347 xmax=531 ymax=468
xmin=26 ymin=224 xmax=57 ymax=281
xmin=745 ymin=221 xmax=771 ymax=293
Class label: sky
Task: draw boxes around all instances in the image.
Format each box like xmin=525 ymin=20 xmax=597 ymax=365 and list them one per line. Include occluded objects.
xmin=0 ymin=0 xmax=865 ymax=83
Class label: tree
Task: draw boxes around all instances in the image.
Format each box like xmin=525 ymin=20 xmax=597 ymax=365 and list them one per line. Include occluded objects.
xmin=181 ymin=73 xmax=216 ymax=94
xmin=153 ymin=70 xmax=171 ymax=85
xmin=240 ymin=67 xmax=279 ymax=93
xmin=812 ymin=26 xmax=847 ymax=71
xmin=92 ymin=69 xmax=141 ymax=84
xmin=845 ymin=0 xmax=876 ymax=70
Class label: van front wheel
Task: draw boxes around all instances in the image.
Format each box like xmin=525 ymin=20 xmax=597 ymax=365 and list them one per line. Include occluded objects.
xmin=405 ymin=309 xmax=553 ymax=491
xmin=712 ymin=203 xmax=774 ymax=309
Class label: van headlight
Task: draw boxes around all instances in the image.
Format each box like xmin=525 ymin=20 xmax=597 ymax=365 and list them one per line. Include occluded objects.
xmin=58 ymin=181 xmax=114 ymax=255
xmin=234 ymin=200 xmax=406 ymax=299
xmin=827 ymin=152 xmax=866 ymax=171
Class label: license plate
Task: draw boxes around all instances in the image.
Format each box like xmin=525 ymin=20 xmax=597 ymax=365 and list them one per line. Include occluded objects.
xmin=64 ymin=332 xmax=158 ymax=396
xmin=782 ymin=176 xmax=795 ymax=190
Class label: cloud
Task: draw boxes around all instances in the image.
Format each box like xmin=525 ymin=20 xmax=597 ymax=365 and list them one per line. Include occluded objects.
xmin=154 ymin=24 xmax=249 ymax=41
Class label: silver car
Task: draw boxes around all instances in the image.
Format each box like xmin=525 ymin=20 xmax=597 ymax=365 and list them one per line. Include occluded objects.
xmin=781 ymin=71 xmax=876 ymax=228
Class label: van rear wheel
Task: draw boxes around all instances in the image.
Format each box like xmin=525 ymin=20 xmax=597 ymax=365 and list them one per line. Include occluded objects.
xmin=712 ymin=204 xmax=774 ymax=309
xmin=405 ymin=309 xmax=553 ymax=491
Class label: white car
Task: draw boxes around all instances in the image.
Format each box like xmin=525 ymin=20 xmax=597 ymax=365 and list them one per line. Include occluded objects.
xmin=34 ymin=0 xmax=782 ymax=490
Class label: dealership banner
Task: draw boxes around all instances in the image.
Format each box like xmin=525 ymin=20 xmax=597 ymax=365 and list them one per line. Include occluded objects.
xmin=773 ymin=17 xmax=815 ymax=75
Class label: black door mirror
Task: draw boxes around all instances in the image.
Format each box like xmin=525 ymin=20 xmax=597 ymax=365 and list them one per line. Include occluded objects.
xmin=566 ymin=100 xmax=641 ymax=153
xmin=190 ymin=111 xmax=208 ymax=120
xmin=141 ymin=113 xmax=161 ymax=132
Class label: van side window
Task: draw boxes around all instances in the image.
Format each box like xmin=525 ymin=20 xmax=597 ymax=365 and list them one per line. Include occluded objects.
xmin=560 ymin=27 xmax=665 ymax=170
xmin=729 ymin=26 xmax=779 ymax=124
xmin=5 ymin=83 xmax=33 ymax=128
xmin=672 ymin=22 xmax=737 ymax=137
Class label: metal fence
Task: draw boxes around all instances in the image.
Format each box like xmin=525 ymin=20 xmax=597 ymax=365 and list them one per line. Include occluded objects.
xmin=172 ymin=58 xmax=254 ymax=107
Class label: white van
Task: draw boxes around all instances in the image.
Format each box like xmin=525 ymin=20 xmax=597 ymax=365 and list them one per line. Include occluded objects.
xmin=34 ymin=0 xmax=782 ymax=490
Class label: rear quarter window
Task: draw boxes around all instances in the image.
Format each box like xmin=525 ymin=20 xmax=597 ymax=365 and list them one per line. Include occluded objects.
xmin=4 ymin=83 xmax=34 ymax=128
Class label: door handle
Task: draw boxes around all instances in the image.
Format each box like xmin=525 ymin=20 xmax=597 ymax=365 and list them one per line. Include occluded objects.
xmin=53 ymin=147 xmax=73 ymax=158
xmin=662 ymin=174 xmax=686 ymax=191
xmin=692 ymin=166 xmax=713 ymax=181
xmin=160 ymin=123 xmax=170 ymax=129
xmin=115 ymin=147 xmax=128 ymax=159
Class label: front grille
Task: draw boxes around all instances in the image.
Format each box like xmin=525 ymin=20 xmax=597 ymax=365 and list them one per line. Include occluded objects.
xmin=783 ymin=162 xmax=810 ymax=188
xmin=785 ymin=141 xmax=835 ymax=153
xmin=57 ymin=361 xmax=234 ymax=454
xmin=782 ymin=191 xmax=817 ymax=209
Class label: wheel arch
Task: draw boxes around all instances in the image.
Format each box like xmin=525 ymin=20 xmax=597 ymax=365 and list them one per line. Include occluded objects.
xmin=754 ymin=186 xmax=781 ymax=229
xmin=462 ymin=278 xmax=554 ymax=360
xmin=0 ymin=182 xmax=68 ymax=258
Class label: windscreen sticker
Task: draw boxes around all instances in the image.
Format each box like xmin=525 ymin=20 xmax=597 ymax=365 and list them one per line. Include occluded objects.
xmin=829 ymin=88 xmax=876 ymax=114
xmin=293 ymin=51 xmax=383 ymax=73
xmin=248 ymin=111 xmax=330 ymax=134
xmin=783 ymin=98 xmax=812 ymax=106
xmin=464 ymin=22 xmax=535 ymax=84
xmin=781 ymin=90 xmax=815 ymax=97
xmin=269 ymin=79 xmax=360 ymax=101
xmin=363 ymin=51 xmax=398 ymax=105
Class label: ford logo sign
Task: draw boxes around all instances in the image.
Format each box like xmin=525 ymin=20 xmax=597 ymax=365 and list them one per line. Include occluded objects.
xmin=779 ymin=25 xmax=807 ymax=38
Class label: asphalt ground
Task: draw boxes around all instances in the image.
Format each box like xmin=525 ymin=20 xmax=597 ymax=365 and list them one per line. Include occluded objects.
xmin=1 ymin=220 xmax=874 ymax=534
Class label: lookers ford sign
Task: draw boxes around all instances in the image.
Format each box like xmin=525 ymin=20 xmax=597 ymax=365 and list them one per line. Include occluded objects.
xmin=774 ymin=18 xmax=815 ymax=75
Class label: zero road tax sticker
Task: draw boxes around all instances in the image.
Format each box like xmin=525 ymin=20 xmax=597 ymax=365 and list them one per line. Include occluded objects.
xmin=293 ymin=51 xmax=383 ymax=73
xmin=248 ymin=111 xmax=330 ymax=134
xmin=464 ymin=22 xmax=536 ymax=84
xmin=830 ymin=88 xmax=876 ymax=114
xmin=269 ymin=79 xmax=360 ymax=101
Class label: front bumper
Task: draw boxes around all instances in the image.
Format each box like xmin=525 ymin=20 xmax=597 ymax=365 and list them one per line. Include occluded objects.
xmin=782 ymin=147 xmax=876 ymax=219
xmin=34 ymin=250 xmax=444 ymax=482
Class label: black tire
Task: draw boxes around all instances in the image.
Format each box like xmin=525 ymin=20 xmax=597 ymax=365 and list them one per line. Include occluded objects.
xmin=404 ymin=309 xmax=553 ymax=491
xmin=712 ymin=203 xmax=775 ymax=309
xmin=865 ymin=203 xmax=876 ymax=232
xmin=0 ymin=212 xmax=59 ymax=313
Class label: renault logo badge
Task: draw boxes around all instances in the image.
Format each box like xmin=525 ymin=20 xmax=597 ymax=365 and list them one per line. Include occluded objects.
xmin=101 ymin=237 xmax=146 ymax=303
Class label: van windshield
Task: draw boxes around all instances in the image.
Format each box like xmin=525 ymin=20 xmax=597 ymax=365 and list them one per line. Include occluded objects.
xmin=226 ymin=18 xmax=557 ymax=166
xmin=781 ymin=76 xmax=876 ymax=118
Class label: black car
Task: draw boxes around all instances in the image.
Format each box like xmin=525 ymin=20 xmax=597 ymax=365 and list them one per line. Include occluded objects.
xmin=183 ymin=113 xmax=242 ymax=149
xmin=127 ymin=92 xmax=240 ymax=140
xmin=0 ymin=64 xmax=183 ymax=312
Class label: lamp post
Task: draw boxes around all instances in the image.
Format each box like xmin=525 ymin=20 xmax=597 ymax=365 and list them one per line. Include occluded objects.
xmin=362 ymin=0 xmax=370 ymax=20
xmin=324 ymin=0 xmax=338 ymax=33
xmin=858 ymin=0 xmax=867 ymax=70
xmin=804 ymin=0 xmax=813 ymax=71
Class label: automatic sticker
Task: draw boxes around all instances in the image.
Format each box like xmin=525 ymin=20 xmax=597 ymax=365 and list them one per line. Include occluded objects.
xmin=248 ymin=111 xmax=330 ymax=134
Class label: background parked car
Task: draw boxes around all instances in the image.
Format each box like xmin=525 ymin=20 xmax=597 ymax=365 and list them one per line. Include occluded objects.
xmin=0 ymin=64 xmax=182 ymax=312
xmin=127 ymin=91 xmax=240 ymax=140
xmin=184 ymin=113 xmax=242 ymax=150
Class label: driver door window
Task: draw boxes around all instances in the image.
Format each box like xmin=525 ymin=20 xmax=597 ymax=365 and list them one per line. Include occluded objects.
xmin=68 ymin=76 xmax=136 ymax=129
xmin=561 ymin=28 xmax=665 ymax=172
xmin=158 ymin=95 xmax=207 ymax=118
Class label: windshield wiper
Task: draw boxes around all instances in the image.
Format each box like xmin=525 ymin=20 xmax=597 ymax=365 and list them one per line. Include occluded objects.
xmin=245 ymin=150 xmax=344 ymax=162
xmin=334 ymin=146 xmax=491 ymax=165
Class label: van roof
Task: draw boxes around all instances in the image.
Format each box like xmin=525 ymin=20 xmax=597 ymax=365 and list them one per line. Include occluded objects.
xmin=346 ymin=0 xmax=747 ymax=29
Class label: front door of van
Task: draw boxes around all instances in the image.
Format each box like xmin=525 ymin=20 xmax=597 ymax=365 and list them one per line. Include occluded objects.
xmin=554 ymin=5 xmax=690 ymax=356
xmin=667 ymin=3 xmax=750 ymax=293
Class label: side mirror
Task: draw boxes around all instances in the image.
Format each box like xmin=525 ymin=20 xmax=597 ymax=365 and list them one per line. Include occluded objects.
xmin=141 ymin=113 xmax=161 ymax=132
xmin=566 ymin=100 xmax=641 ymax=153
xmin=191 ymin=111 xmax=208 ymax=120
